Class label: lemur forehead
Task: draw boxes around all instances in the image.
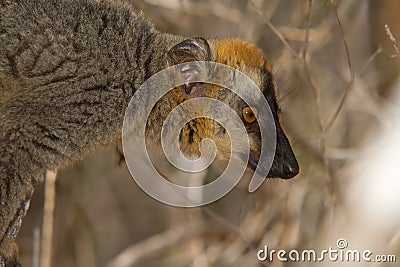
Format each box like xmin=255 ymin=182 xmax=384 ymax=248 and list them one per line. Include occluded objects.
xmin=212 ymin=39 xmax=272 ymax=72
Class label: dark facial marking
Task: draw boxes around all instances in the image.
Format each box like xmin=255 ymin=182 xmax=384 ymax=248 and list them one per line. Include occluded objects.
xmin=249 ymin=67 xmax=299 ymax=179
xmin=188 ymin=124 xmax=195 ymax=144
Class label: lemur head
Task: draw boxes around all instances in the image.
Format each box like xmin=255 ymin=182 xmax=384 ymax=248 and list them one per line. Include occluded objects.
xmin=148 ymin=37 xmax=299 ymax=180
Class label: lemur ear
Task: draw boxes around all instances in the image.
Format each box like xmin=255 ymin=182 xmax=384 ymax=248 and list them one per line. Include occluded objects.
xmin=167 ymin=37 xmax=211 ymax=65
xmin=167 ymin=37 xmax=211 ymax=96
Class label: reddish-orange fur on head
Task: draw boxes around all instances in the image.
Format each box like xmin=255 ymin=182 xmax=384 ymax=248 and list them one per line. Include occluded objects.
xmin=213 ymin=39 xmax=272 ymax=71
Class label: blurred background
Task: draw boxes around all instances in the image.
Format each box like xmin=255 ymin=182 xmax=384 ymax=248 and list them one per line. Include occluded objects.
xmin=16 ymin=0 xmax=400 ymax=266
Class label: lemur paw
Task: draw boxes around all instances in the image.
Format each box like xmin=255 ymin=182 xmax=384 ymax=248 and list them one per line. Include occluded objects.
xmin=0 ymin=237 xmax=20 ymax=267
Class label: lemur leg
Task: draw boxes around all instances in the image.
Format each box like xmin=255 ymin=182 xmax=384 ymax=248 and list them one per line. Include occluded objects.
xmin=0 ymin=197 xmax=32 ymax=267
xmin=0 ymin=164 xmax=35 ymax=267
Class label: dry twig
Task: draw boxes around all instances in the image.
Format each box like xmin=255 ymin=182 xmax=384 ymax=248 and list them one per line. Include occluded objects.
xmin=32 ymin=228 xmax=40 ymax=267
xmin=324 ymin=6 xmax=355 ymax=134
xmin=107 ymin=222 xmax=206 ymax=267
xmin=267 ymin=0 xmax=336 ymax=204
xmin=40 ymin=170 xmax=57 ymax=267
xmin=385 ymin=24 xmax=400 ymax=58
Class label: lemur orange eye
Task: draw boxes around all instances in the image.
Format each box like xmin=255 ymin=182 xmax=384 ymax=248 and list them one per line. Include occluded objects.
xmin=242 ymin=107 xmax=257 ymax=123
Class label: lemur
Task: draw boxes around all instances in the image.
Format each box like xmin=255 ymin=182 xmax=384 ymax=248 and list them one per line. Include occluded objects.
xmin=0 ymin=0 xmax=299 ymax=265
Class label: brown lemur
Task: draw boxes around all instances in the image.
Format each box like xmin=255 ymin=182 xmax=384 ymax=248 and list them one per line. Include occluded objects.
xmin=0 ymin=0 xmax=299 ymax=265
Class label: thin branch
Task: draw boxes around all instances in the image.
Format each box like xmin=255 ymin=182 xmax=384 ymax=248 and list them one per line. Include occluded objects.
xmin=268 ymin=0 xmax=336 ymax=204
xmin=302 ymin=0 xmax=335 ymax=203
xmin=32 ymin=228 xmax=40 ymax=267
xmin=336 ymin=8 xmax=354 ymax=78
xmin=302 ymin=0 xmax=313 ymax=60
xmin=266 ymin=21 xmax=299 ymax=58
xmin=324 ymin=6 xmax=355 ymax=134
xmin=359 ymin=47 xmax=383 ymax=77
xmin=385 ymin=24 xmax=400 ymax=58
xmin=107 ymin=222 xmax=206 ymax=267
xmin=324 ymin=81 xmax=353 ymax=134
xmin=40 ymin=170 xmax=57 ymax=267
xmin=301 ymin=60 xmax=335 ymax=202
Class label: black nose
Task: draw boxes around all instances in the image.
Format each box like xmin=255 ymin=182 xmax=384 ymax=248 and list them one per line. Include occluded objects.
xmin=268 ymin=125 xmax=299 ymax=179
xmin=268 ymin=156 xmax=299 ymax=179
xmin=282 ymin=159 xmax=299 ymax=179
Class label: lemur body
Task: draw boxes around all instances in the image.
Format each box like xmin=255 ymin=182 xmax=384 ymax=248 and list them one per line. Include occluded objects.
xmin=0 ymin=0 xmax=298 ymax=265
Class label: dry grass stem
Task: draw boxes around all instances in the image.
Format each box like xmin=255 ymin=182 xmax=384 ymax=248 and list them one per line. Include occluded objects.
xmin=385 ymin=24 xmax=400 ymax=58
xmin=268 ymin=0 xmax=336 ymax=204
xmin=40 ymin=170 xmax=57 ymax=267
xmin=324 ymin=7 xmax=355 ymax=134
xmin=107 ymin=222 xmax=206 ymax=267
xmin=32 ymin=228 xmax=40 ymax=267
